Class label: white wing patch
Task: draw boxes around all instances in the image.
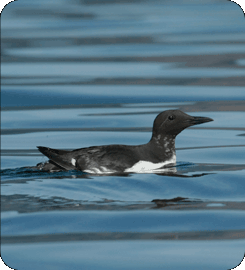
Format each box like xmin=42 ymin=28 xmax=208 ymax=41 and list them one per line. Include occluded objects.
xmin=71 ymin=158 xmax=76 ymax=166
xmin=84 ymin=166 xmax=116 ymax=174
xmin=124 ymin=155 xmax=176 ymax=173
xmin=83 ymin=155 xmax=176 ymax=175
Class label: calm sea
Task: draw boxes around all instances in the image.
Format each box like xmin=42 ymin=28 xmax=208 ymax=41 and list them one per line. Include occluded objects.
xmin=1 ymin=0 xmax=245 ymax=269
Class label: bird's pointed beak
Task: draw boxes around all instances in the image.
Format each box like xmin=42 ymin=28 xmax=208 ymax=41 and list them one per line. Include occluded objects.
xmin=187 ymin=116 xmax=213 ymax=126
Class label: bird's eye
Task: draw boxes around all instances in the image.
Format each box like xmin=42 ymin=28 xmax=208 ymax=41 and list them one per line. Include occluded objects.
xmin=168 ymin=115 xmax=175 ymax=120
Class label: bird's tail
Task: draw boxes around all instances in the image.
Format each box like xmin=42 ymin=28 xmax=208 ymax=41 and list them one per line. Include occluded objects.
xmin=37 ymin=146 xmax=76 ymax=171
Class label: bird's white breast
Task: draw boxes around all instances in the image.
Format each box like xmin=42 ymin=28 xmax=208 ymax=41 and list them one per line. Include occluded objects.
xmin=124 ymin=155 xmax=176 ymax=173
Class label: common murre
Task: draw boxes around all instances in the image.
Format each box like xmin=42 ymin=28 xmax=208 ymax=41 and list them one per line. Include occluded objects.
xmin=36 ymin=110 xmax=213 ymax=174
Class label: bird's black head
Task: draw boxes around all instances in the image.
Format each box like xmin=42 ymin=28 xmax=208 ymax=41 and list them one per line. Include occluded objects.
xmin=152 ymin=110 xmax=213 ymax=138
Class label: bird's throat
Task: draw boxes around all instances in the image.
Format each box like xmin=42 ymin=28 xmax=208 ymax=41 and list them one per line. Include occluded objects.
xmin=149 ymin=134 xmax=176 ymax=161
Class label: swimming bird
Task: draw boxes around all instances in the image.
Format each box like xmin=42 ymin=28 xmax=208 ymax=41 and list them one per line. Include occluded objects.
xmin=37 ymin=110 xmax=213 ymax=174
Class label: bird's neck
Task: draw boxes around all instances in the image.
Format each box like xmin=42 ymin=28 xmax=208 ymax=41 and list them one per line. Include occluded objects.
xmin=148 ymin=134 xmax=176 ymax=161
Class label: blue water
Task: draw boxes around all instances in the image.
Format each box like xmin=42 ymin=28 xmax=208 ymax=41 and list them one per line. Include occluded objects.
xmin=1 ymin=0 xmax=245 ymax=269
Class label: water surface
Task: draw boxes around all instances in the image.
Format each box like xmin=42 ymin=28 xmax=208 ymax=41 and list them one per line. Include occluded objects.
xmin=1 ymin=0 xmax=245 ymax=269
